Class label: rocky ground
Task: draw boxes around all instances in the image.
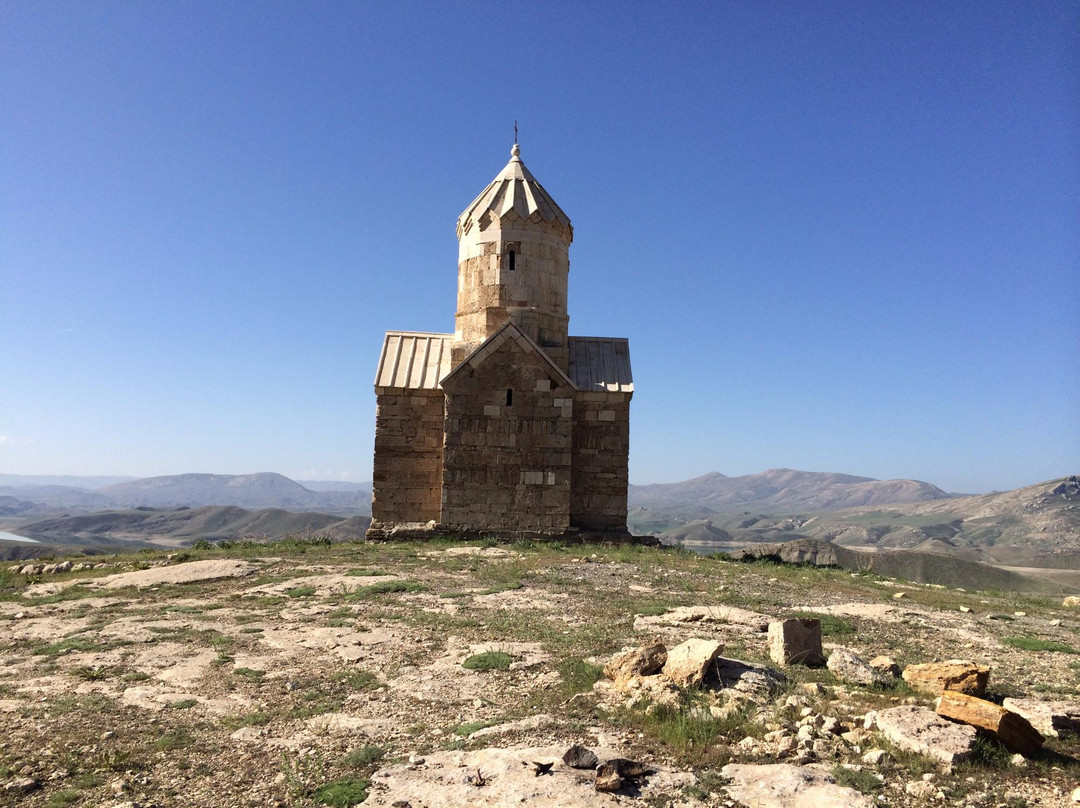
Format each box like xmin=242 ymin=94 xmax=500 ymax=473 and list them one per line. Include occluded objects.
xmin=1 ymin=538 xmax=1078 ymax=807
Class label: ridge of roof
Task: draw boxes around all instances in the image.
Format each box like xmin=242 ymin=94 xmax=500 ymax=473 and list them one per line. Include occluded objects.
xmin=440 ymin=321 xmax=575 ymax=390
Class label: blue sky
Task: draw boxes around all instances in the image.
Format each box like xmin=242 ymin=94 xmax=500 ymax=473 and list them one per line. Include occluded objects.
xmin=1 ymin=1 xmax=1076 ymax=493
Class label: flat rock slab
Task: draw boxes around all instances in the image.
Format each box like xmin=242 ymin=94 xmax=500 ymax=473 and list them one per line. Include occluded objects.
xmin=663 ymin=638 xmax=723 ymax=687
xmin=1002 ymin=697 xmax=1080 ymax=738
xmin=902 ymin=659 xmax=989 ymax=697
xmin=876 ymin=705 xmax=976 ymax=766
xmin=636 ymin=605 xmax=771 ymax=632
xmin=100 ymin=560 xmax=260 ymax=589
xmin=721 ymin=763 xmax=876 ymax=808
xmin=363 ymin=746 xmax=702 ymax=807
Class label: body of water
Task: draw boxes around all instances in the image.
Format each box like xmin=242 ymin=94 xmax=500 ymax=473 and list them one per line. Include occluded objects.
xmin=0 ymin=530 xmax=38 ymax=543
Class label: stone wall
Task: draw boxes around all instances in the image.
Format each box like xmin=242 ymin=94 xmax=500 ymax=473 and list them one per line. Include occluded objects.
xmin=454 ymin=211 xmax=570 ymax=371
xmin=570 ymin=392 xmax=631 ymax=531
xmin=369 ymin=390 xmax=445 ymax=529
xmin=440 ymin=336 xmax=574 ymax=533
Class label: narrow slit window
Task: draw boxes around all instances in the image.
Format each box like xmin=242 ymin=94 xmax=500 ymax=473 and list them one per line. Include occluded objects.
xmin=507 ymin=250 xmax=516 ymax=271
xmin=506 ymin=388 xmax=513 ymax=406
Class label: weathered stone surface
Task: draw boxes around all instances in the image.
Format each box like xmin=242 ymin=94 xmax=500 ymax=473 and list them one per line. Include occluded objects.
xmin=875 ymin=705 xmax=977 ymax=766
xmin=1002 ymin=697 xmax=1080 ymax=738
xmin=363 ymin=746 xmax=692 ymax=807
xmin=635 ymin=604 xmax=771 ymax=632
xmin=937 ymin=692 xmax=1043 ymax=755
xmin=1063 ymin=596 xmax=1080 ymax=608
xmin=101 ymin=560 xmax=260 ymax=589
xmin=603 ymin=643 xmax=667 ymax=681
xmin=562 ymin=745 xmax=598 ymax=770
xmin=720 ymin=762 xmax=876 ymax=808
xmin=902 ymin=660 xmax=989 ymax=696
xmin=827 ymin=649 xmax=887 ymax=687
xmin=662 ymin=638 xmax=723 ymax=687
xmin=769 ymin=618 xmax=825 ymax=666
xmin=713 ymin=657 xmax=788 ymax=700
xmin=869 ymin=655 xmax=901 ymax=678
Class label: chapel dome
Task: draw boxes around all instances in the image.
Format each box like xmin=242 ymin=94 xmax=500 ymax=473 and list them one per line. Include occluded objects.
xmin=456 ymin=144 xmax=573 ymax=241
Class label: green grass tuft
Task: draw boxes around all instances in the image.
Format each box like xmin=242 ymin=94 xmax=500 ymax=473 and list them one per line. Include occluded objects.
xmin=1002 ymin=636 xmax=1078 ymax=654
xmin=462 ymin=651 xmax=512 ymax=671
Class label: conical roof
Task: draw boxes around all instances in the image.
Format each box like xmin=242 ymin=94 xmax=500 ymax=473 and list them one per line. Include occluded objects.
xmin=457 ymin=144 xmax=573 ymax=240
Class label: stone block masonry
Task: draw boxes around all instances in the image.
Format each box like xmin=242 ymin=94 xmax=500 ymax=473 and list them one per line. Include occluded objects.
xmin=367 ymin=143 xmax=634 ymax=541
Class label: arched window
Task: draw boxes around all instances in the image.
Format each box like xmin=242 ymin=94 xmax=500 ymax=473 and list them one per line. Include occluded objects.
xmin=507 ymin=250 xmax=516 ymax=271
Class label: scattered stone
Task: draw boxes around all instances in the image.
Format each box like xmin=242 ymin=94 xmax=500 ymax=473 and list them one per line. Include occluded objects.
xmin=905 ymin=780 xmax=937 ymax=799
xmin=875 ymin=705 xmax=977 ymax=766
xmin=562 ymin=745 xmax=598 ymax=770
xmin=1072 ymin=785 xmax=1080 ymax=802
xmin=869 ymin=656 xmax=901 ymax=678
xmin=1010 ymin=753 xmax=1027 ymax=767
xmin=603 ymin=643 xmax=666 ymax=681
xmin=902 ymin=659 xmax=989 ymax=696
xmin=827 ymin=649 xmax=887 ymax=687
xmin=937 ymin=692 xmax=1043 ymax=756
xmin=713 ymin=656 xmax=788 ymax=699
xmin=594 ymin=758 xmax=652 ymax=793
xmin=959 ymin=606 xmax=972 ymax=613
xmin=768 ymin=618 xmax=825 ymax=666
xmin=1002 ymin=697 xmax=1080 ymax=738
xmin=662 ymin=638 xmax=723 ymax=687
xmin=1063 ymin=596 xmax=1080 ymax=608
xmin=862 ymin=749 xmax=889 ymax=765
xmin=892 ymin=591 xmax=906 ymax=600
xmin=721 ymin=762 xmax=876 ymax=808
xmin=3 ymin=777 xmax=40 ymax=794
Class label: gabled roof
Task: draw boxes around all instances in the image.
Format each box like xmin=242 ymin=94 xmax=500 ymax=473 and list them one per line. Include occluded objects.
xmin=567 ymin=337 xmax=634 ymax=393
xmin=456 ymin=144 xmax=573 ymax=240
xmin=440 ymin=321 xmax=575 ymax=390
xmin=374 ymin=331 xmax=453 ymax=392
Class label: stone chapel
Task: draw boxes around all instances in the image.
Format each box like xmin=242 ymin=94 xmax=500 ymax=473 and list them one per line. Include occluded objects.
xmin=367 ymin=143 xmax=633 ymax=540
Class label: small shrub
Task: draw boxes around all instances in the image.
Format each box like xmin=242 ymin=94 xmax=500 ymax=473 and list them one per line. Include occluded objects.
xmin=345 ymin=568 xmax=385 ymax=576
xmin=334 ymin=669 xmax=380 ymax=690
xmin=341 ymin=744 xmax=384 ymax=768
xmin=792 ymin=611 xmax=856 ymax=636
xmin=234 ymin=667 xmax=265 ymax=681
xmin=636 ymin=605 xmax=668 ymax=617
xmin=1002 ymin=636 xmax=1078 ymax=654
xmin=286 ymin=585 xmax=317 ymax=598
xmin=832 ymin=764 xmax=882 ymax=794
xmin=170 ymin=698 xmax=198 ymax=709
xmin=221 ymin=710 xmax=274 ymax=729
xmin=557 ymin=658 xmax=603 ymax=696
xmin=477 ymin=581 xmax=523 ymax=595
xmin=154 ymin=729 xmax=194 ymax=751
xmin=45 ymin=789 xmax=81 ymax=807
xmin=462 ymin=651 xmax=512 ymax=671
xmin=311 ymin=776 xmax=368 ymax=807
xmin=452 ymin=718 xmax=501 ymax=737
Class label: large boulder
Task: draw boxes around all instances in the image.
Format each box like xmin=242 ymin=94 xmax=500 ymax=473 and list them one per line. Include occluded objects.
xmin=827 ymin=649 xmax=888 ymax=687
xmin=937 ymin=692 xmax=1043 ymax=756
xmin=603 ymin=644 xmax=667 ymax=682
xmin=768 ymin=619 xmax=825 ymax=666
xmin=1002 ymin=697 xmax=1080 ymax=738
xmin=875 ymin=705 xmax=977 ymax=766
xmin=662 ymin=639 xmax=723 ymax=687
xmin=902 ymin=660 xmax=989 ymax=696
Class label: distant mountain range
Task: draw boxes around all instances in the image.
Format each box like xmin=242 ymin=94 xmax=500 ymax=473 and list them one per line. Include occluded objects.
xmin=640 ymin=475 xmax=1080 ymax=572
xmin=628 ymin=468 xmax=953 ymax=516
xmin=0 ymin=472 xmax=372 ymax=517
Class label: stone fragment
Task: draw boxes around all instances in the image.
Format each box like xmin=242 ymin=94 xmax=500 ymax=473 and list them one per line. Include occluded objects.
xmin=875 ymin=705 xmax=976 ymax=766
xmin=662 ymin=638 xmax=723 ymax=687
xmin=1063 ymin=596 xmax=1080 ymax=608
xmin=562 ymin=745 xmax=598 ymax=770
xmin=892 ymin=591 xmax=906 ymax=600
xmin=827 ymin=649 xmax=888 ymax=687
xmin=902 ymin=660 xmax=989 ymax=696
xmin=862 ymin=749 xmax=889 ymax=766
xmin=594 ymin=759 xmax=651 ymax=793
xmin=721 ymin=762 xmax=876 ymax=808
xmin=937 ymin=692 xmax=1043 ymax=756
xmin=868 ymin=656 xmax=900 ymax=678
xmin=768 ymin=619 xmax=825 ymax=666
xmin=1002 ymin=697 xmax=1080 ymax=738
xmin=603 ymin=644 xmax=666 ymax=682
xmin=713 ymin=656 xmax=787 ymax=700
xmin=905 ymin=780 xmax=937 ymax=799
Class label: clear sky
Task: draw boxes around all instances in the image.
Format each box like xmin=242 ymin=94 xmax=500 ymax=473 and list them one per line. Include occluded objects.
xmin=1 ymin=1 xmax=1077 ymax=494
